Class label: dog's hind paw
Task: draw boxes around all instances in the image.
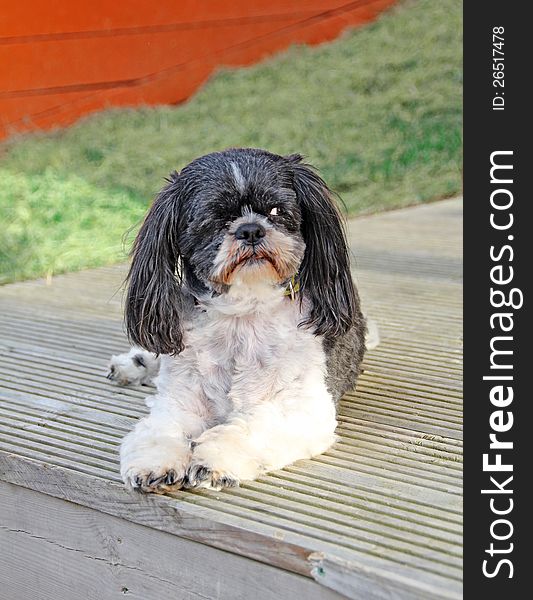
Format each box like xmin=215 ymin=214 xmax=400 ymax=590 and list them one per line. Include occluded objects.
xmin=107 ymin=347 xmax=160 ymax=386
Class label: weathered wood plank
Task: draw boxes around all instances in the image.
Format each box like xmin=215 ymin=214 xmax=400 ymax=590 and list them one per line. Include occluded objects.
xmin=0 ymin=481 xmax=344 ymax=600
xmin=0 ymin=454 xmax=461 ymax=599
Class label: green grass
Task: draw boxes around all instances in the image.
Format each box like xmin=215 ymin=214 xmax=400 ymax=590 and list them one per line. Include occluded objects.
xmin=0 ymin=0 xmax=462 ymax=284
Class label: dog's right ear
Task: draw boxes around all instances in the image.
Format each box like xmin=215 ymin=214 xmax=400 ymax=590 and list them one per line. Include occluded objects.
xmin=125 ymin=173 xmax=186 ymax=355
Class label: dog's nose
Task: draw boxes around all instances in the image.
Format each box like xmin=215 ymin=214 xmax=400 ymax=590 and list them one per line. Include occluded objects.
xmin=235 ymin=222 xmax=266 ymax=244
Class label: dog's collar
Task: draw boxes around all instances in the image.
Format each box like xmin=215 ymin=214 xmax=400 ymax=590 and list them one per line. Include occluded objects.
xmin=192 ymin=279 xmax=299 ymax=304
xmin=283 ymin=276 xmax=300 ymax=301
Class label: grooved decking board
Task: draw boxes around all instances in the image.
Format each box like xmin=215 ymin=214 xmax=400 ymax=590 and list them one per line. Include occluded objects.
xmin=0 ymin=198 xmax=463 ymax=599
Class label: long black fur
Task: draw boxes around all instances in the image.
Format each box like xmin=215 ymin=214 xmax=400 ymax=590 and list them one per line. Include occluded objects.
xmin=125 ymin=173 xmax=187 ymax=355
xmin=288 ymin=154 xmax=358 ymax=338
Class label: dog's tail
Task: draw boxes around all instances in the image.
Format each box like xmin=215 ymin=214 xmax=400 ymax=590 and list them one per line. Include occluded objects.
xmin=365 ymin=318 xmax=380 ymax=350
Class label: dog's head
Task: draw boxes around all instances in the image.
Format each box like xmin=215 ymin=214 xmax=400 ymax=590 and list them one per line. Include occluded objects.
xmin=126 ymin=148 xmax=357 ymax=354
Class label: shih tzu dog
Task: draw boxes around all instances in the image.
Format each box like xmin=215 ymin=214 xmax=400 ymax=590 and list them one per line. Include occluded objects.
xmin=109 ymin=148 xmax=368 ymax=493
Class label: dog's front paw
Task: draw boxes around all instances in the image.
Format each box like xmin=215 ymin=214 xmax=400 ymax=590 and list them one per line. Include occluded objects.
xmin=128 ymin=468 xmax=183 ymax=493
xmin=184 ymin=429 xmax=261 ymax=490
xmin=120 ymin=432 xmax=191 ymax=494
xmin=185 ymin=462 xmax=240 ymax=491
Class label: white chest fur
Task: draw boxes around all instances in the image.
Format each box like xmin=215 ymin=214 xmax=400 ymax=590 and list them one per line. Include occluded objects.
xmin=156 ymin=281 xmax=329 ymax=423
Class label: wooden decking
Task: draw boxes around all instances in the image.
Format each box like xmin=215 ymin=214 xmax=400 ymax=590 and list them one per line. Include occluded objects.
xmin=0 ymin=198 xmax=462 ymax=599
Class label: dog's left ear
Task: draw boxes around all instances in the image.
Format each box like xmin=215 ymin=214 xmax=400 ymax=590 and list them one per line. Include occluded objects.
xmin=288 ymin=155 xmax=358 ymax=338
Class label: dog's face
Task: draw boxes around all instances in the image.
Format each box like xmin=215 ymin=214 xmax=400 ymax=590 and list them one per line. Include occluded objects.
xmin=126 ymin=148 xmax=358 ymax=355
xmin=177 ymin=151 xmax=305 ymax=289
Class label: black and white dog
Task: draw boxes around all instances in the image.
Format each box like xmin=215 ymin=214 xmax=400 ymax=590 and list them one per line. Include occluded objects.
xmin=109 ymin=148 xmax=370 ymax=493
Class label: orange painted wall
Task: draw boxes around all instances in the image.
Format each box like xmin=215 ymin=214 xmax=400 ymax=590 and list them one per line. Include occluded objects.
xmin=0 ymin=1 xmax=396 ymax=140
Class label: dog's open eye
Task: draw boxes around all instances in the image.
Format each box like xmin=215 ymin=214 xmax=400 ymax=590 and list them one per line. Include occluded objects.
xmin=269 ymin=206 xmax=282 ymax=216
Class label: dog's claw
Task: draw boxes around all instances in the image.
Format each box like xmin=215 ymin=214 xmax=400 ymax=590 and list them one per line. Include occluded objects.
xmin=165 ymin=469 xmax=178 ymax=485
xmin=186 ymin=465 xmax=210 ymax=487
xmin=185 ymin=464 xmax=239 ymax=490
xmin=217 ymin=475 xmax=239 ymax=488
xmin=128 ymin=467 xmax=186 ymax=493
xmin=147 ymin=472 xmax=166 ymax=487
